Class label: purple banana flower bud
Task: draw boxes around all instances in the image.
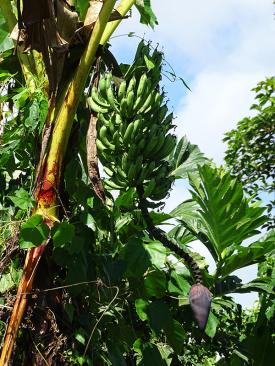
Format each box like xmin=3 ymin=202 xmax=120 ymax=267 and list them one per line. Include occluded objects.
xmin=189 ymin=284 xmax=212 ymax=330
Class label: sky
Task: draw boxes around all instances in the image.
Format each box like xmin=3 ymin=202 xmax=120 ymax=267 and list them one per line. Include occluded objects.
xmin=110 ymin=0 xmax=275 ymax=307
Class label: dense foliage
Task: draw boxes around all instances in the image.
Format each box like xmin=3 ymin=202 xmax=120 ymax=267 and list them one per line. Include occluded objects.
xmin=224 ymin=77 xmax=275 ymax=228
xmin=0 ymin=1 xmax=274 ymax=365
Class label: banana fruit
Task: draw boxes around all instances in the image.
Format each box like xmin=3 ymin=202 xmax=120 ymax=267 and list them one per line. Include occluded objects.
xmin=87 ymin=41 xmax=178 ymax=200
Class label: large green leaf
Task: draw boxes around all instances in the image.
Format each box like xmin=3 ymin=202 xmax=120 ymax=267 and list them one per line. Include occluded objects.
xmin=0 ymin=13 xmax=14 ymax=53
xmin=121 ymin=238 xmax=166 ymax=277
xmin=173 ymin=165 xmax=267 ymax=260
xmin=19 ymin=214 xmax=50 ymax=249
xmin=135 ymin=0 xmax=158 ymax=28
xmin=140 ymin=343 xmax=165 ymax=366
xmin=170 ymin=136 xmax=207 ymax=179
xmin=170 ymin=199 xmax=218 ymax=260
xmin=220 ymin=230 xmax=275 ymax=276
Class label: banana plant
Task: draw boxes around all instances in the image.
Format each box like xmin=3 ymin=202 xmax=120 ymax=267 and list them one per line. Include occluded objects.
xmin=0 ymin=0 xmax=138 ymax=364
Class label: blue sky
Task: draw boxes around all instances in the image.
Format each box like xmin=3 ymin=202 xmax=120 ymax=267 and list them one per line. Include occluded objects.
xmin=110 ymin=0 xmax=275 ymax=307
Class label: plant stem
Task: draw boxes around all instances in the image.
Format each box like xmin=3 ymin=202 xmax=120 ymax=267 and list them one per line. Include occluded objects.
xmin=100 ymin=0 xmax=136 ymax=45
xmin=137 ymin=187 xmax=203 ymax=284
xmin=39 ymin=0 xmax=117 ymax=214
xmin=0 ymin=1 xmax=117 ymax=364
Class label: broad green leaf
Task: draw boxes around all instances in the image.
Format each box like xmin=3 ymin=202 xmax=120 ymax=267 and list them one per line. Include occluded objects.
xmin=74 ymin=0 xmax=89 ymax=20
xmin=168 ymin=270 xmax=191 ymax=295
xmin=52 ymin=221 xmax=75 ymax=247
xmin=170 ymin=136 xmax=207 ymax=179
xmin=170 ymin=199 xmax=217 ymax=260
xmin=143 ymin=55 xmax=155 ymax=70
xmin=144 ymin=240 xmax=167 ymax=269
xmin=144 ymin=269 xmax=167 ymax=298
xmin=173 ymin=165 xmax=268 ymax=260
xmin=115 ymin=188 xmax=136 ymax=209
xmin=0 ymin=13 xmax=13 ymax=53
xmin=220 ymin=237 xmax=274 ymax=277
xmin=12 ymin=87 xmax=30 ymax=108
xmin=133 ymin=338 xmax=142 ymax=354
xmin=147 ymin=300 xmax=173 ymax=334
xmin=121 ymin=238 xmax=167 ymax=277
xmin=140 ymin=343 xmax=165 ymax=366
xmin=232 ymin=278 xmax=274 ymax=295
xmin=167 ymin=224 xmax=196 ymax=246
xmin=19 ymin=214 xmax=50 ymax=248
xmin=8 ymin=188 xmax=34 ymax=210
xmin=165 ymin=319 xmax=186 ymax=353
xmin=0 ymin=272 xmax=15 ymax=293
xmin=135 ymin=0 xmax=158 ymax=28
xmin=122 ymin=238 xmax=151 ymax=277
xmin=149 ymin=211 xmax=171 ymax=225
xmin=24 ymin=93 xmax=48 ymax=132
xmin=205 ymin=311 xmax=219 ymax=338
xmin=135 ymin=298 xmax=149 ymax=321
xmin=75 ymin=328 xmax=86 ymax=345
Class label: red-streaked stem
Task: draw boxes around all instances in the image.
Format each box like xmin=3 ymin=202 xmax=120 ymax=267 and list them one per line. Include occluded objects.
xmin=0 ymin=1 xmax=119 ymax=364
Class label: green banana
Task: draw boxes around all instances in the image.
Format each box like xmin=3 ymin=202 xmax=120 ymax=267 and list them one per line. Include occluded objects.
xmin=150 ymin=178 xmax=172 ymax=201
xmin=123 ymin=121 xmax=135 ymax=145
xmin=112 ymin=173 xmax=127 ymax=188
xmin=141 ymin=161 xmax=156 ymax=181
xmin=127 ymin=144 xmax=138 ymax=161
xmin=136 ymin=73 xmax=148 ymax=98
xmin=137 ymin=91 xmax=155 ymax=114
xmin=91 ymin=86 xmax=110 ymax=109
xmin=142 ymin=124 xmax=159 ymax=157
xmin=121 ymin=153 xmax=129 ymax=172
xmin=157 ymin=104 xmax=169 ymax=122
xmin=105 ymin=74 xmax=119 ymax=112
xmin=156 ymin=134 xmax=176 ymax=160
xmin=127 ymin=162 xmax=136 ymax=182
xmin=99 ymin=77 xmax=107 ymax=98
xmin=128 ymin=155 xmax=143 ymax=183
xmin=115 ymin=113 xmax=123 ymax=125
xmin=96 ymin=138 xmax=108 ymax=152
xmin=99 ymin=125 xmax=116 ymax=150
xmin=126 ymin=75 xmax=136 ymax=95
xmin=133 ymin=79 xmax=152 ymax=112
xmin=117 ymin=165 xmax=127 ymax=179
xmin=118 ymin=80 xmax=127 ymax=102
xmin=126 ymin=90 xmax=135 ymax=116
xmin=143 ymin=134 xmax=160 ymax=158
xmin=150 ymin=132 xmax=165 ymax=156
xmin=131 ymin=118 xmax=142 ymax=142
xmin=114 ymin=131 xmax=122 ymax=147
xmin=87 ymin=97 xmax=109 ymax=114
xmin=104 ymin=179 xmax=124 ymax=190
xmin=103 ymin=166 xmax=114 ymax=177
xmin=137 ymin=137 xmax=146 ymax=151
xmin=120 ymin=97 xmax=128 ymax=117
xmin=154 ymin=164 xmax=169 ymax=180
xmin=98 ymin=112 xmax=110 ymax=126
xmin=98 ymin=113 xmax=115 ymax=134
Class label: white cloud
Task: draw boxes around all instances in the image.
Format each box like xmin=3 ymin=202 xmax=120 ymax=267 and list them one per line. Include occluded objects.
xmin=175 ymin=71 xmax=263 ymax=164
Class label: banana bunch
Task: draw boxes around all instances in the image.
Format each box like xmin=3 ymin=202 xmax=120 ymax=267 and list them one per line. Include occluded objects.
xmin=87 ymin=41 xmax=177 ymax=202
